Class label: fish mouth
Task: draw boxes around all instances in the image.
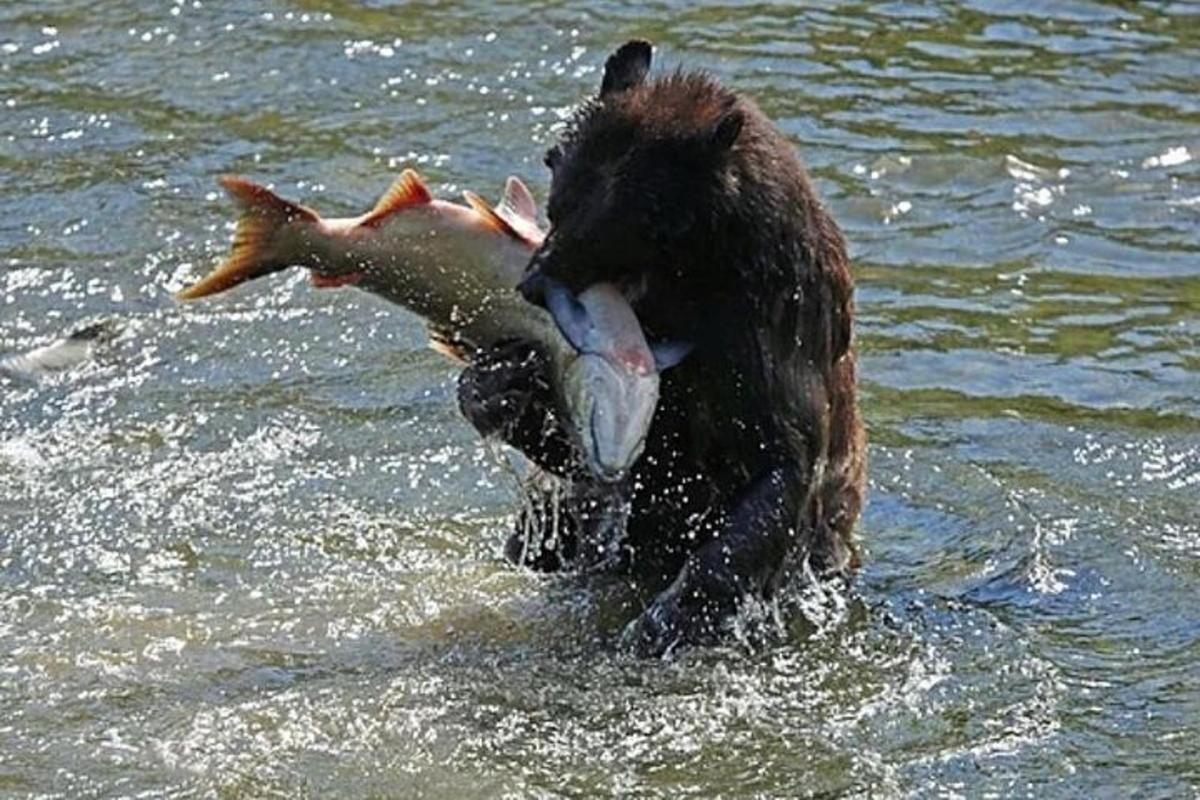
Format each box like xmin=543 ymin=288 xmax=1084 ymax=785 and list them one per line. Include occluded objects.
xmin=587 ymin=405 xmax=631 ymax=483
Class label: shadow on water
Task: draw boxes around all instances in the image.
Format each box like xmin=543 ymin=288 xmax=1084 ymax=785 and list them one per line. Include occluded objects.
xmin=1 ymin=0 xmax=1199 ymax=796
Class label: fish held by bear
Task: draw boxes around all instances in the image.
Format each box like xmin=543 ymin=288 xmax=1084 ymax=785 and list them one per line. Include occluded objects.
xmin=176 ymin=171 xmax=681 ymax=481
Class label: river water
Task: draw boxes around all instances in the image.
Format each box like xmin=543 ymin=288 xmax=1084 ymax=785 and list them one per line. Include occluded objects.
xmin=2 ymin=2 xmax=1198 ymax=797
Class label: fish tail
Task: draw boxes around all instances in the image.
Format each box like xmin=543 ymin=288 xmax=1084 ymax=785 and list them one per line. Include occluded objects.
xmin=175 ymin=177 xmax=319 ymax=301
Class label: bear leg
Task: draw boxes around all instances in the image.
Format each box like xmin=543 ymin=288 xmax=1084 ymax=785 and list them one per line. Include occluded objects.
xmin=457 ymin=338 xmax=583 ymax=478
xmin=621 ymin=464 xmax=801 ymax=657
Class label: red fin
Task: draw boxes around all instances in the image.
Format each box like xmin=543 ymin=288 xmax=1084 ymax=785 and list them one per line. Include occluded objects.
xmin=361 ymin=169 xmax=432 ymax=228
xmin=462 ymin=190 xmax=521 ymax=240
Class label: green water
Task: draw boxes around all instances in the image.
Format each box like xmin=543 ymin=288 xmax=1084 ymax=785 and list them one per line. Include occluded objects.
xmin=2 ymin=2 xmax=1198 ymax=797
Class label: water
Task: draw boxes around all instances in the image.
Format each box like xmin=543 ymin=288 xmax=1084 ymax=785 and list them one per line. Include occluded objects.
xmin=1 ymin=2 xmax=1198 ymax=797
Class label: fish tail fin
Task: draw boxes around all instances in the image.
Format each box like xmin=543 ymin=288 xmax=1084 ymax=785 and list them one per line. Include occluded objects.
xmin=175 ymin=177 xmax=319 ymax=301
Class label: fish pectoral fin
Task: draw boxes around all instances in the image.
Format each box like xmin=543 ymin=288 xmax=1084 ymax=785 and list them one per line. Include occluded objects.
xmin=361 ymin=169 xmax=432 ymax=228
xmin=462 ymin=190 xmax=522 ymax=241
xmin=543 ymin=278 xmax=594 ymax=353
xmin=175 ymin=177 xmax=315 ymax=301
xmin=651 ymin=339 xmax=693 ymax=370
xmin=427 ymin=326 xmax=469 ymax=364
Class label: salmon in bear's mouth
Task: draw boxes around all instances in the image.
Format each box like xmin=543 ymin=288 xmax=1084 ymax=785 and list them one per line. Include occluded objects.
xmin=174 ymin=170 xmax=675 ymax=482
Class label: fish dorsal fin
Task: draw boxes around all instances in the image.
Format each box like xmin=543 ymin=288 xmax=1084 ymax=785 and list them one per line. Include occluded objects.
xmin=499 ymin=177 xmax=537 ymax=224
xmin=462 ymin=190 xmax=522 ymax=240
xmin=361 ymin=169 xmax=432 ymax=228
xmin=495 ymin=177 xmax=545 ymax=245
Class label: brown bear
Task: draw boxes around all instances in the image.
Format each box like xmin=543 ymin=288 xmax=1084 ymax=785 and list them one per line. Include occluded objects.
xmin=458 ymin=40 xmax=866 ymax=657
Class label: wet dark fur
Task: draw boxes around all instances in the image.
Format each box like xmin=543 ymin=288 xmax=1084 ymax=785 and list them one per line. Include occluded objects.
xmin=460 ymin=41 xmax=866 ymax=655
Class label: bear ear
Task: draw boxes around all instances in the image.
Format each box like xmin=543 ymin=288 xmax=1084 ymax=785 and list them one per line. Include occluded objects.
xmin=601 ymin=40 xmax=652 ymax=98
xmin=708 ymin=108 xmax=744 ymax=152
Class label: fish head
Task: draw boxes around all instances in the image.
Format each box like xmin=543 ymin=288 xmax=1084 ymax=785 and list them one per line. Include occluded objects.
xmin=546 ymin=280 xmax=659 ymax=371
xmin=563 ymin=351 xmax=659 ymax=482
xmin=546 ymin=279 xmax=685 ymax=481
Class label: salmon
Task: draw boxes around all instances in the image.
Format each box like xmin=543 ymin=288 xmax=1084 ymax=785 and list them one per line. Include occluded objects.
xmin=175 ymin=170 xmax=681 ymax=480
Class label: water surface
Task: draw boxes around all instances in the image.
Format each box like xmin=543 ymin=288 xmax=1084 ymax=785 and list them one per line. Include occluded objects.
xmin=1 ymin=1 xmax=1198 ymax=797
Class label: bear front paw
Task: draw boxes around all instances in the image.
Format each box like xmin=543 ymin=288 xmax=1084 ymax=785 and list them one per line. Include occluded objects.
xmin=621 ymin=588 xmax=688 ymax=658
xmin=457 ymin=338 xmax=552 ymax=440
xmin=620 ymin=565 xmax=739 ymax=658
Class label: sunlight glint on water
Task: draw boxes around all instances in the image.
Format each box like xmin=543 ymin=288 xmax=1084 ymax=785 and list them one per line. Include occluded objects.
xmin=1 ymin=1 xmax=1198 ymax=796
